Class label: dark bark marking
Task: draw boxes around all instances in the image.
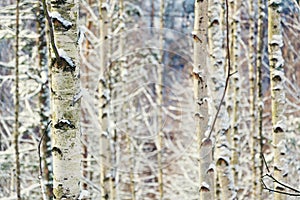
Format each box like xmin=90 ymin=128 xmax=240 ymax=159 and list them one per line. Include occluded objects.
xmin=52 ymin=147 xmax=63 ymax=157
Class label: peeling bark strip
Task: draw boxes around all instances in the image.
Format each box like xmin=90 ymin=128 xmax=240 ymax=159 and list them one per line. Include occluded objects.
xmin=48 ymin=0 xmax=81 ymax=199
xmin=268 ymin=0 xmax=287 ymax=199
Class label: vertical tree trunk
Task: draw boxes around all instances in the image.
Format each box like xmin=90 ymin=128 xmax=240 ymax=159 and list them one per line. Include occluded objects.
xmin=48 ymin=0 xmax=81 ymax=199
xmin=157 ymin=0 xmax=164 ymax=199
xmin=118 ymin=0 xmax=136 ymax=198
xmin=14 ymin=0 xmax=21 ymax=199
xmin=207 ymin=0 xmax=235 ymax=198
xmin=207 ymin=1 xmax=224 ymax=198
xmin=212 ymin=0 xmax=236 ymax=199
xmin=193 ymin=1 xmax=214 ymax=199
xmin=82 ymin=0 xmax=93 ymax=192
xmin=256 ymin=0 xmax=266 ymax=197
xmin=229 ymin=0 xmax=240 ymax=187
xmin=37 ymin=1 xmax=51 ymax=199
xmin=106 ymin=4 xmax=119 ymax=199
xmin=99 ymin=2 xmax=111 ymax=199
xmin=268 ymin=0 xmax=287 ymax=199
xmin=248 ymin=0 xmax=258 ymax=197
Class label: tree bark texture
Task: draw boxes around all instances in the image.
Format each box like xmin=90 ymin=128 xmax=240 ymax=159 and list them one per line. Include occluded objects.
xmin=193 ymin=0 xmax=214 ymax=199
xmin=268 ymin=0 xmax=287 ymax=199
xmin=14 ymin=0 xmax=21 ymax=199
xmin=49 ymin=0 xmax=81 ymax=199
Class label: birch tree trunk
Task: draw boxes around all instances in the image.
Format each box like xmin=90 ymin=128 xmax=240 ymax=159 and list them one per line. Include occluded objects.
xmin=193 ymin=1 xmax=214 ymax=199
xmin=48 ymin=0 xmax=81 ymax=199
xmin=119 ymin=0 xmax=136 ymax=198
xmin=207 ymin=2 xmax=223 ymax=198
xmin=37 ymin=2 xmax=51 ymax=198
xmin=268 ymin=0 xmax=287 ymax=199
xmin=99 ymin=2 xmax=111 ymax=200
xmin=212 ymin=0 xmax=236 ymax=199
xmin=248 ymin=0 xmax=258 ymax=197
xmin=157 ymin=0 xmax=164 ymax=199
xmin=82 ymin=0 xmax=93 ymax=192
xmin=107 ymin=6 xmax=117 ymax=200
xmin=229 ymin=0 xmax=240 ymax=187
xmin=256 ymin=0 xmax=266 ymax=197
xmin=14 ymin=0 xmax=21 ymax=198
xmin=208 ymin=0 xmax=235 ymax=198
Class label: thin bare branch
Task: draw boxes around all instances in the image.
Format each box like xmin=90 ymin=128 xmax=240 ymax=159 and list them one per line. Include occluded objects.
xmin=261 ymin=153 xmax=300 ymax=196
xmin=261 ymin=153 xmax=270 ymax=173
xmin=38 ymin=121 xmax=51 ymax=178
xmin=41 ymin=0 xmax=60 ymax=62
xmin=262 ymin=174 xmax=300 ymax=194
xmin=261 ymin=177 xmax=300 ymax=196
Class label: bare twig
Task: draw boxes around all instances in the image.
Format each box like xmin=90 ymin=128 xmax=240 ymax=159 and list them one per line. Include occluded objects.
xmin=263 ymin=174 xmax=300 ymax=194
xmin=38 ymin=121 xmax=51 ymax=177
xmin=261 ymin=153 xmax=270 ymax=173
xmin=261 ymin=153 xmax=300 ymax=196
xmin=207 ymin=0 xmax=234 ymax=139
xmin=41 ymin=0 xmax=60 ymax=63
xmin=261 ymin=176 xmax=300 ymax=196
xmin=38 ymin=121 xmax=51 ymax=200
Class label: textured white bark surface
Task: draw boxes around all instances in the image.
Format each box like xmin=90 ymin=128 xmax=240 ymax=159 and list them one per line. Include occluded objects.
xmin=98 ymin=2 xmax=111 ymax=200
xmin=207 ymin=0 xmax=236 ymax=199
xmin=50 ymin=0 xmax=81 ymax=199
xmin=193 ymin=0 xmax=214 ymax=199
xmin=268 ymin=0 xmax=287 ymax=199
xmin=255 ymin=0 xmax=265 ymax=198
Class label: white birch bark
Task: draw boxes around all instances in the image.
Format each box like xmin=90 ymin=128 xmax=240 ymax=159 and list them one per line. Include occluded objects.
xmin=49 ymin=0 xmax=81 ymax=199
xmin=106 ymin=8 xmax=117 ymax=199
xmin=268 ymin=0 xmax=287 ymax=199
xmin=247 ymin=0 xmax=259 ymax=197
xmin=81 ymin=0 xmax=93 ymax=193
xmin=207 ymin=2 xmax=224 ymax=198
xmin=118 ymin=1 xmax=136 ymax=199
xmin=256 ymin=0 xmax=266 ymax=197
xmin=98 ymin=2 xmax=111 ymax=200
xmin=193 ymin=1 xmax=214 ymax=199
xmin=229 ymin=0 xmax=240 ymax=188
xmin=209 ymin=0 xmax=236 ymax=199
xmin=157 ymin=0 xmax=164 ymax=199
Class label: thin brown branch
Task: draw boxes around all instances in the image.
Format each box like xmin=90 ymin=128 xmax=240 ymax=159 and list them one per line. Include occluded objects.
xmin=261 ymin=153 xmax=270 ymax=173
xmin=41 ymin=0 xmax=60 ymax=62
xmin=261 ymin=153 xmax=300 ymax=196
xmin=263 ymin=174 xmax=300 ymax=194
xmin=38 ymin=121 xmax=51 ymax=178
xmin=261 ymin=177 xmax=300 ymax=196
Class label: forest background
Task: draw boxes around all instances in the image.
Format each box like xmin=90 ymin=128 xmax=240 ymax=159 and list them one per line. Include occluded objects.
xmin=1 ymin=0 xmax=300 ymax=199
